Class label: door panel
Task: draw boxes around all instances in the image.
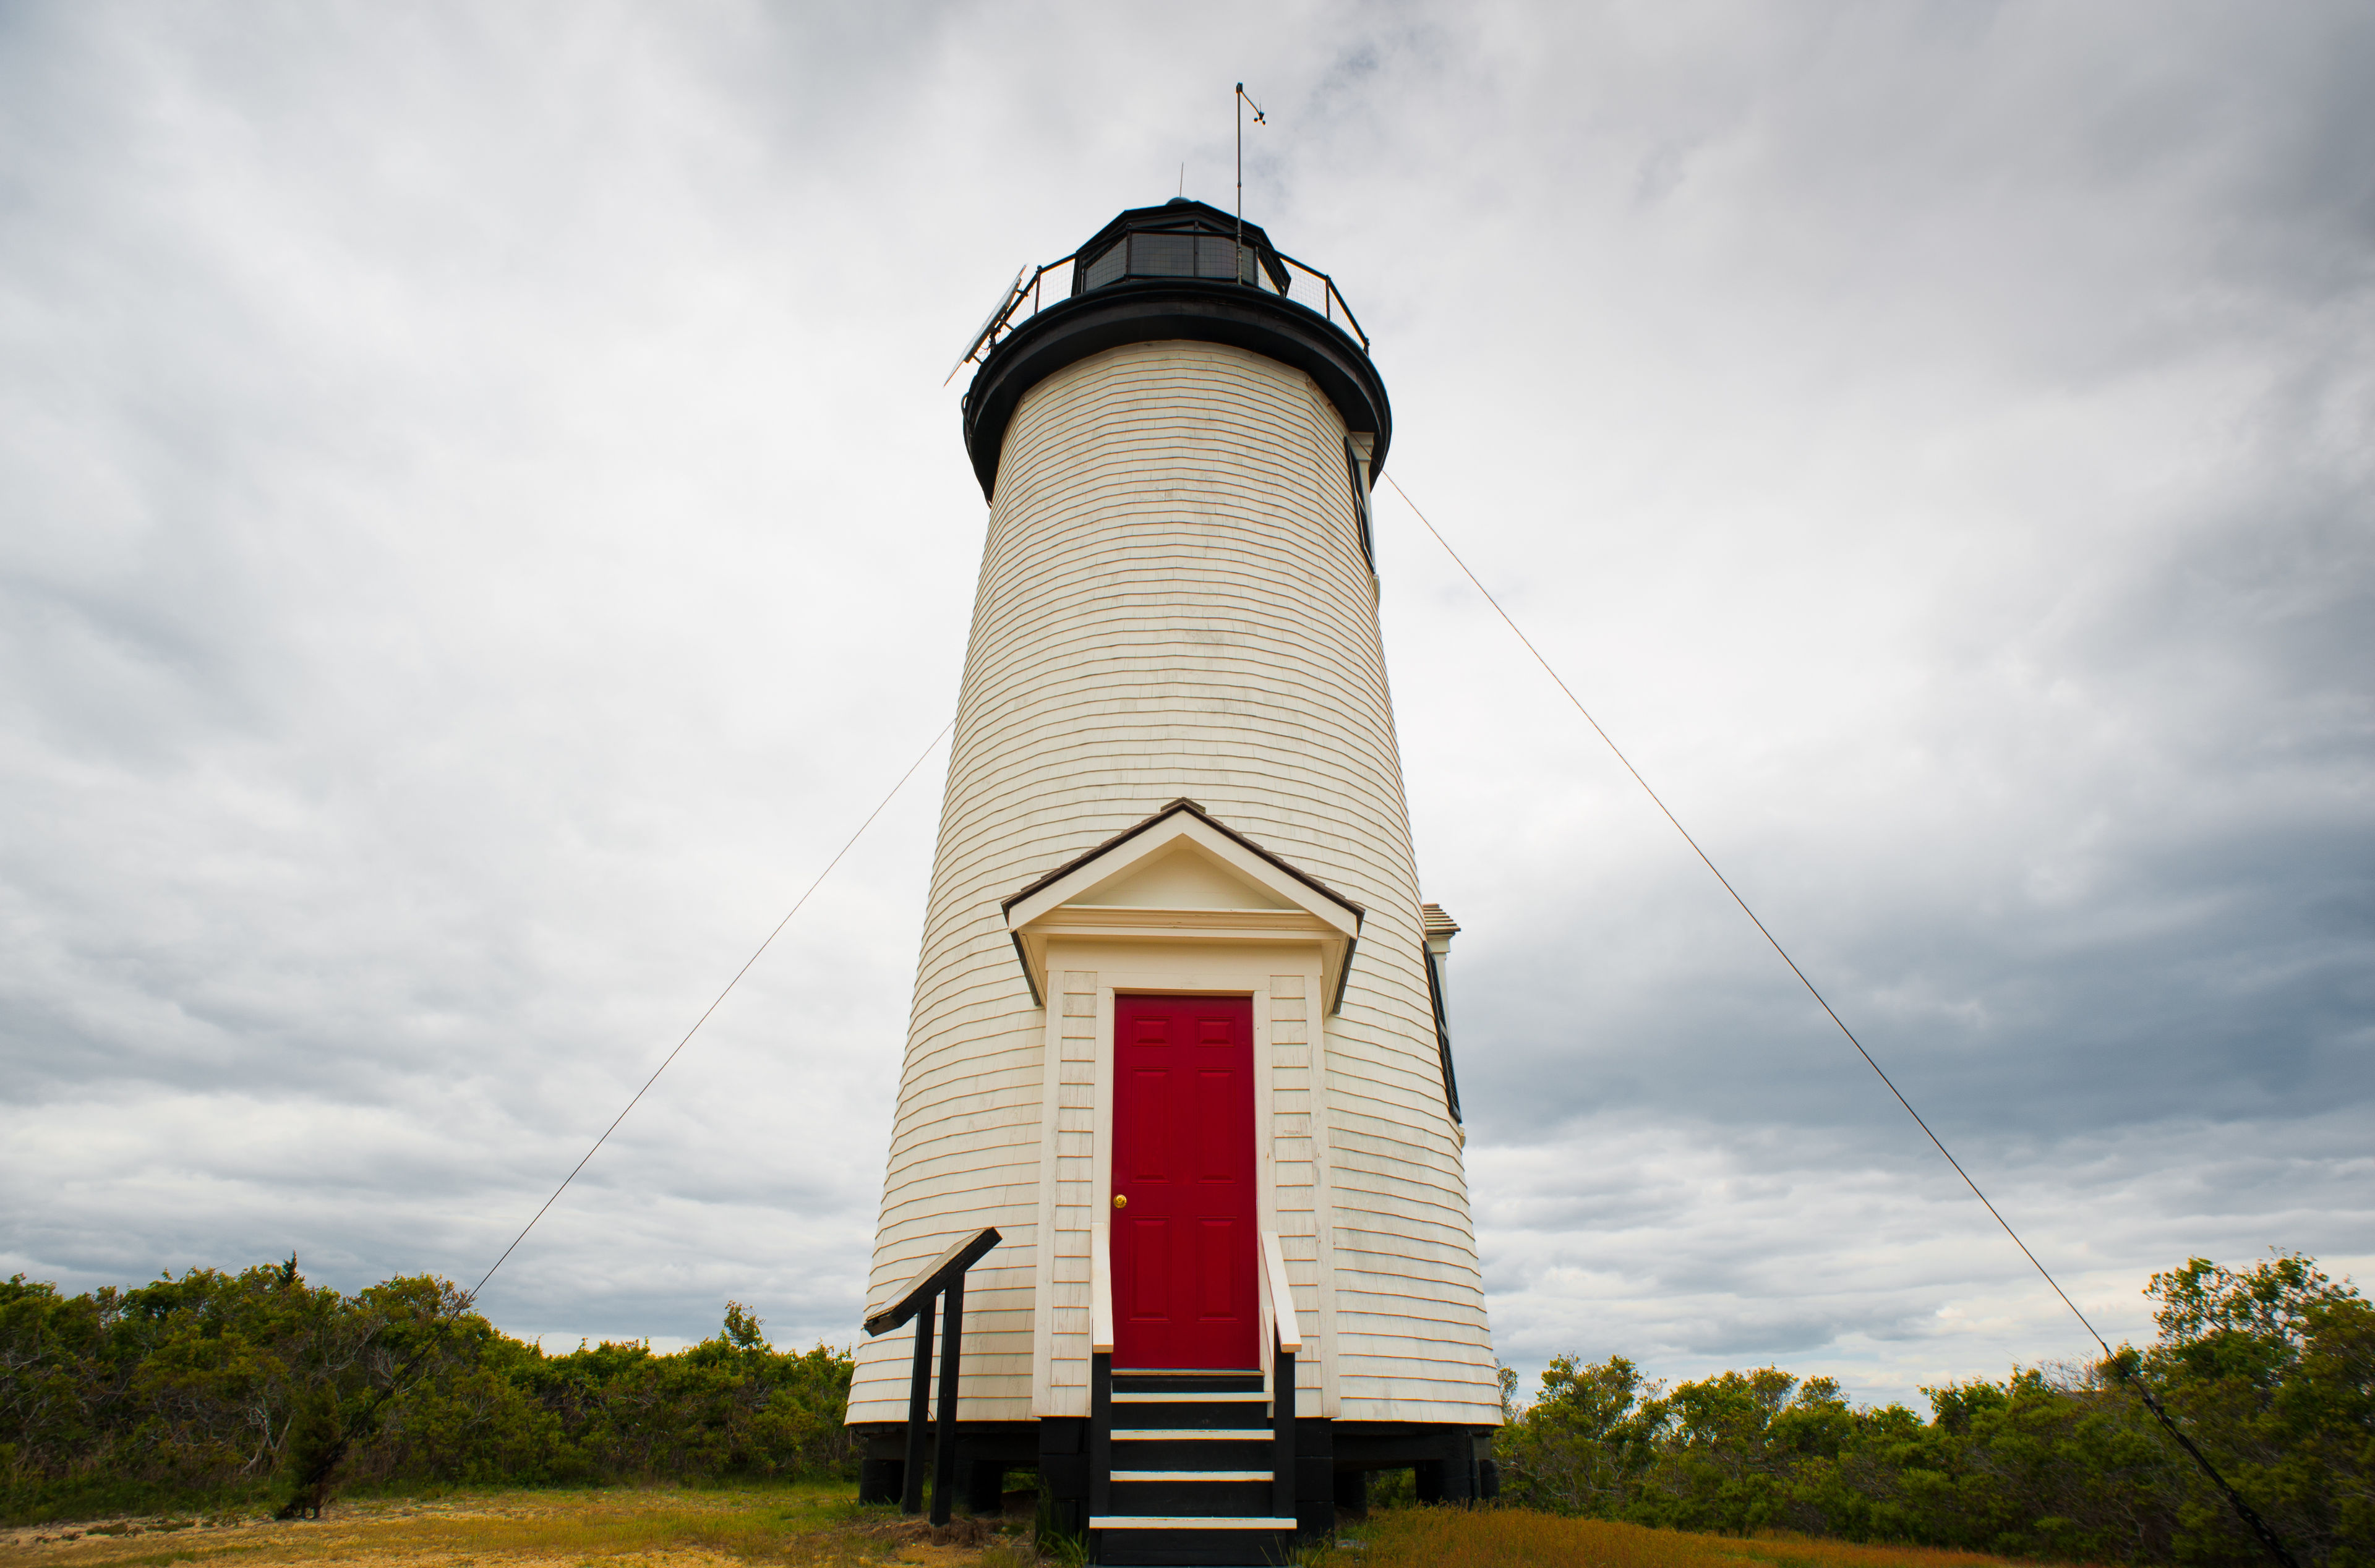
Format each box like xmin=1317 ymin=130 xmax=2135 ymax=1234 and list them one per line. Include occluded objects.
xmin=1130 ymin=1219 xmax=1170 ymax=1316
xmin=1126 ymin=1068 xmax=1171 ymax=1180
xmin=1111 ymin=994 xmax=1257 ymax=1368
xmin=1199 ymin=1220 xmax=1236 ymax=1318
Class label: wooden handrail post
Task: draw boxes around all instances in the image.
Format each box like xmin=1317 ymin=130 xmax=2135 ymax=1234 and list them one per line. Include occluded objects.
xmin=931 ymin=1276 xmax=964 ymax=1527
xmin=863 ymin=1227 xmax=1001 ymax=1523
xmin=901 ymin=1293 xmax=934 ymax=1516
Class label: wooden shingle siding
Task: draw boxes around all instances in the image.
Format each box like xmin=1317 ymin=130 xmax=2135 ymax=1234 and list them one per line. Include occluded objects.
xmin=1267 ymin=973 xmax=1329 ymax=1401
xmin=1041 ymin=965 xmax=1100 ymax=1406
xmin=850 ymin=341 xmax=1494 ymax=1427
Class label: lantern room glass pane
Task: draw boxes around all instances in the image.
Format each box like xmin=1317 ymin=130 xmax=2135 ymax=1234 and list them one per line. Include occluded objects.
xmin=1131 ymin=233 xmax=1196 ymax=277
xmin=1083 ymin=243 xmax=1126 ymax=291
xmin=1069 ymin=223 xmax=1307 ymax=307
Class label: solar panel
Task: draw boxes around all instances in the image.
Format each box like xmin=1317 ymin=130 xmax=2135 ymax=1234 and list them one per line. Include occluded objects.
xmin=943 ymin=265 xmax=1031 ymax=386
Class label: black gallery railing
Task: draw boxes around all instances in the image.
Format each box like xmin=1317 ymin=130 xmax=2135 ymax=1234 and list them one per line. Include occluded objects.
xmin=947 ymin=242 xmax=1369 ymax=384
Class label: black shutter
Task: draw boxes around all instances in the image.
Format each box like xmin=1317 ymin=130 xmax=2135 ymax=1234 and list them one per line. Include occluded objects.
xmin=1343 ymin=438 xmax=1375 ymax=571
xmin=1424 ymin=944 xmax=1461 ymax=1124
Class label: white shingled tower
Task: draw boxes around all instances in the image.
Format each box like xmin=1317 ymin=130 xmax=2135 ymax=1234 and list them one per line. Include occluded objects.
xmin=850 ymin=200 xmax=1497 ymax=1561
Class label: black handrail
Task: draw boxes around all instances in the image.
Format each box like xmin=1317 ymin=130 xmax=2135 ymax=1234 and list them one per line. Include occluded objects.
xmin=1272 ymin=1336 xmax=1298 ymax=1522
xmin=1261 ymin=1232 xmax=1303 ymax=1527
xmin=1088 ymin=1222 xmax=1114 ymax=1527
xmin=864 ymin=1225 xmax=1001 ymax=1525
xmin=1273 ymin=249 xmax=1371 ymax=351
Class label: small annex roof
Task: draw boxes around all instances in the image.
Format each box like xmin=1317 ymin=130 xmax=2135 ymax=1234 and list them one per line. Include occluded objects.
xmin=1001 ymin=799 xmax=1365 ymax=1012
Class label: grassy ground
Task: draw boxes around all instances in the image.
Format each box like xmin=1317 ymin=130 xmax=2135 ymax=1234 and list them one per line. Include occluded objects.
xmin=1 ymin=1489 xmax=2072 ymax=1568
xmin=0 ymin=1483 xmax=1032 ymax=1568
xmin=1319 ymin=1509 xmax=2071 ymax=1568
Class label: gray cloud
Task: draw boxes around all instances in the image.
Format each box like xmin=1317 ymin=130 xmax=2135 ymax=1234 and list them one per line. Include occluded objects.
xmin=0 ymin=1 xmax=2368 ymax=1404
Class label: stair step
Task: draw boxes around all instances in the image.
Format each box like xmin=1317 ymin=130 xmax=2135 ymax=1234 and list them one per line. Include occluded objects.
xmin=1111 ymin=1428 xmax=1271 ymax=1441
xmin=1089 ymin=1516 xmax=1298 ymax=1531
xmin=1110 ymin=1408 xmax=1270 ymax=1430
xmin=1113 ymin=1389 xmax=1268 ymax=1403
xmin=1109 ymin=1473 xmax=1275 ymax=1512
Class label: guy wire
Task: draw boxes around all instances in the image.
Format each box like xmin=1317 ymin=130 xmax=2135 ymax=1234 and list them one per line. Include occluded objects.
xmin=275 ymin=717 xmax=957 ymax=1517
xmin=469 ymin=715 xmax=956 ymax=1303
xmin=1380 ymin=472 xmax=2299 ymax=1568
xmin=1379 ymin=473 xmax=2103 ymax=1348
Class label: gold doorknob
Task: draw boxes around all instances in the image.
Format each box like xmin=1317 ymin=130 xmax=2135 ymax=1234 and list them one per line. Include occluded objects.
xmin=1112 ymin=1193 xmax=1128 ymax=1209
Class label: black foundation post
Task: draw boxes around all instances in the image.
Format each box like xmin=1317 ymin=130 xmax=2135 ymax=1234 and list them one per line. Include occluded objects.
xmin=1442 ymin=1430 xmax=1477 ymax=1502
xmin=858 ymin=1457 xmax=902 ymax=1505
xmin=965 ymin=1459 xmax=1007 ymax=1516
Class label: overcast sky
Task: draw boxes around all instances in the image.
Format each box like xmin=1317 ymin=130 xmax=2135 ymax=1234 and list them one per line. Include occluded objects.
xmin=2 ymin=1 xmax=2369 ymax=1410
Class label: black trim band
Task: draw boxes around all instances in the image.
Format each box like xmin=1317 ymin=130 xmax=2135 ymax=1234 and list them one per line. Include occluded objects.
xmin=962 ymin=280 xmax=1392 ymax=503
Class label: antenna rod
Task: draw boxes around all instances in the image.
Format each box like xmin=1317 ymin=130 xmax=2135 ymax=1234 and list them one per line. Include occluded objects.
xmin=1234 ymin=83 xmax=1265 ymax=279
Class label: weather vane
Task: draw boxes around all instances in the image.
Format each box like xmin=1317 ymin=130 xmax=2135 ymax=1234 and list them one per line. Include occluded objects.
xmin=1236 ymin=82 xmax=1266 ymax=250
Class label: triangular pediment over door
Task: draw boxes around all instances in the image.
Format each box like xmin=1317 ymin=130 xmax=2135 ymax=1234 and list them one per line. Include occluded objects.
xmin=1001 ymin=799 xmax=1364 ymax=1010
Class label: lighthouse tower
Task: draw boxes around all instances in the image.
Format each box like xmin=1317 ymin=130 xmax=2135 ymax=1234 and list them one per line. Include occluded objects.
xmin=851 ymin=200 xmax=1497 ymax=1557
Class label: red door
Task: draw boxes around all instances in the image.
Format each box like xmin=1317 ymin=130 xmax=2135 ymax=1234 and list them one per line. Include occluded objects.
xmin=1111 ymin=994 xmax=1258 ymax=1370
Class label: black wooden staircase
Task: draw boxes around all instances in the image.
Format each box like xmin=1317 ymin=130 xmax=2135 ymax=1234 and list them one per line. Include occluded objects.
xmin=1085 ymin=1225 xmax=1303 ymax=1566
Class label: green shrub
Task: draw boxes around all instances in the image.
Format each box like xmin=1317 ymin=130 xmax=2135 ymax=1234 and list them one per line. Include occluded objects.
xmin=1494 ymin=1251 xmax=2368 ymax=1567
xmin=0 ymin=1265 xmax=855 ymax=1524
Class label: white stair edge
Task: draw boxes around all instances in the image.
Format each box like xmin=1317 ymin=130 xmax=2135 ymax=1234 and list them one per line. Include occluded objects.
xmin=1111 ymin=1470 xmax=1275 ymax=1481
xmin=1113 ymin=1389 xmax=1269 ymax=1402
xmin=1089 ymin=1515 xmax=1298 ymax=1531
xmin=1111 ymin=1428 xmax=1271 ymax=1441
